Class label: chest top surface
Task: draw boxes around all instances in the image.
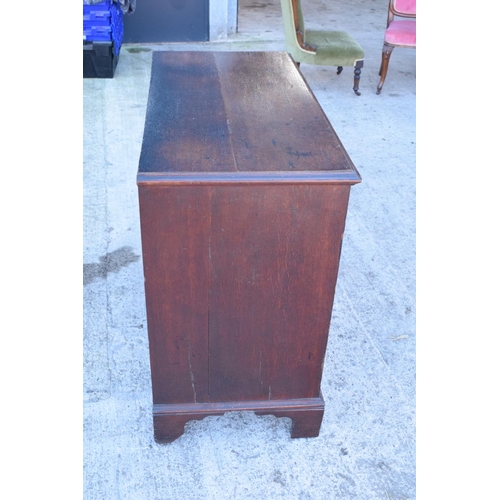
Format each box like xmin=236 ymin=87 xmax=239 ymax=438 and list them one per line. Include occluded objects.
xmin=138 ymin=51 xmax=360 ymax=184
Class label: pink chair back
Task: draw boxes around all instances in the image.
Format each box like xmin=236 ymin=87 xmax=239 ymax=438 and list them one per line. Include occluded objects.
xmin=393 ymin=0 xmax=416 ymax=16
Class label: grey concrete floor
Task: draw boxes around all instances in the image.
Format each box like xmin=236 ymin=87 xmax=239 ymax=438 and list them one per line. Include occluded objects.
xmin=83 ymin=0 xmax=416 ymax=498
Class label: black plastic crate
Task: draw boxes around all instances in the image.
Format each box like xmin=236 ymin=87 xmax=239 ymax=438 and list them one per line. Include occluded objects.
xmin=83 ymin=41 xmax=119 ymax=78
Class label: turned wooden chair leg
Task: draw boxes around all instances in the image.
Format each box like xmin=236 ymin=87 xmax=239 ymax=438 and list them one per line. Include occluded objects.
xmin=377 ymin=43 xmax=394 ymax=94
xmin=353 ymin=60 xmax=363 ymax=96
xmin=337 ymin=66 xmax=343 ymax=75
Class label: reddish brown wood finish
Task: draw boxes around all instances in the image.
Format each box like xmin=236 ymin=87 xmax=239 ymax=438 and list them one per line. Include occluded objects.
xmin=137 ymin=51 xmax=361 ymax=443
xmin=152 ymin=398 xmax=325 ymax=443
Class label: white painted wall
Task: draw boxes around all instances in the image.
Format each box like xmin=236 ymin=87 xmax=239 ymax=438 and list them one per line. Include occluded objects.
xmin=210 ymin=0 xmax=238 ymax=40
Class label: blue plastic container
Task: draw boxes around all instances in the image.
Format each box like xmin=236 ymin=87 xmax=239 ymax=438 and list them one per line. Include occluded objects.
xmin=83 ymin=1 xmax=123 ymax=56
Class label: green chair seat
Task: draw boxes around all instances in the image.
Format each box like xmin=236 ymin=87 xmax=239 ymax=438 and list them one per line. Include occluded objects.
xmin=300 ymin=30 xmax=364 ymax=67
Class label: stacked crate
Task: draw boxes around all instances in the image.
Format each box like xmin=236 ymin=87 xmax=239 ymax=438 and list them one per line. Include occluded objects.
xmin=83 ymin=1 xmax=124 ymax=78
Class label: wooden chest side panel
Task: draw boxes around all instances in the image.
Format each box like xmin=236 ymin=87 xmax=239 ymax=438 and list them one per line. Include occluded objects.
xmin=207 ymin=184 xmax=351 ymax=402
xmin=138 ymin=185 xmax=210 ymax=404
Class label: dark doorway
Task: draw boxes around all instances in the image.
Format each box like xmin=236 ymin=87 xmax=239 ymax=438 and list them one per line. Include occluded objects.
xmin=123 ymin=0 xmax=209 ymax=43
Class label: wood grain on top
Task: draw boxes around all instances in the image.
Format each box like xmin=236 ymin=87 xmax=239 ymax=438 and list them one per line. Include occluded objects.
xmin=138 ymin=51 xmax=360 ymax=181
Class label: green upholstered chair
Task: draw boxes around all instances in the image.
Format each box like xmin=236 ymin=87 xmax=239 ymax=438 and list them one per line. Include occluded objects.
xmin=279 ymin=0 xmax=365 ymax=95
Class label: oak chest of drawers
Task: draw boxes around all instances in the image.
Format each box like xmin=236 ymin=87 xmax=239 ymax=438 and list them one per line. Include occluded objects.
xmin=137 ymin=51 xmax=361 ymax=443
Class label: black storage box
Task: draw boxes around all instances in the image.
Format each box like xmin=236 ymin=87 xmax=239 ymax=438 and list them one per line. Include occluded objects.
xmin=83 ymin=42 xmax=119 ymax=78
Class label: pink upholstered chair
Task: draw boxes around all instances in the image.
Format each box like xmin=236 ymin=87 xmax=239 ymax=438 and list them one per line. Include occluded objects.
xmin=376 ymin=0 xmax=416 ymax=94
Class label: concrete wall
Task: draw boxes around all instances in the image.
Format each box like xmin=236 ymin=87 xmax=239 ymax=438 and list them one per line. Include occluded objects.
xmin=210 ymin=0 xmax=238 ymax=40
